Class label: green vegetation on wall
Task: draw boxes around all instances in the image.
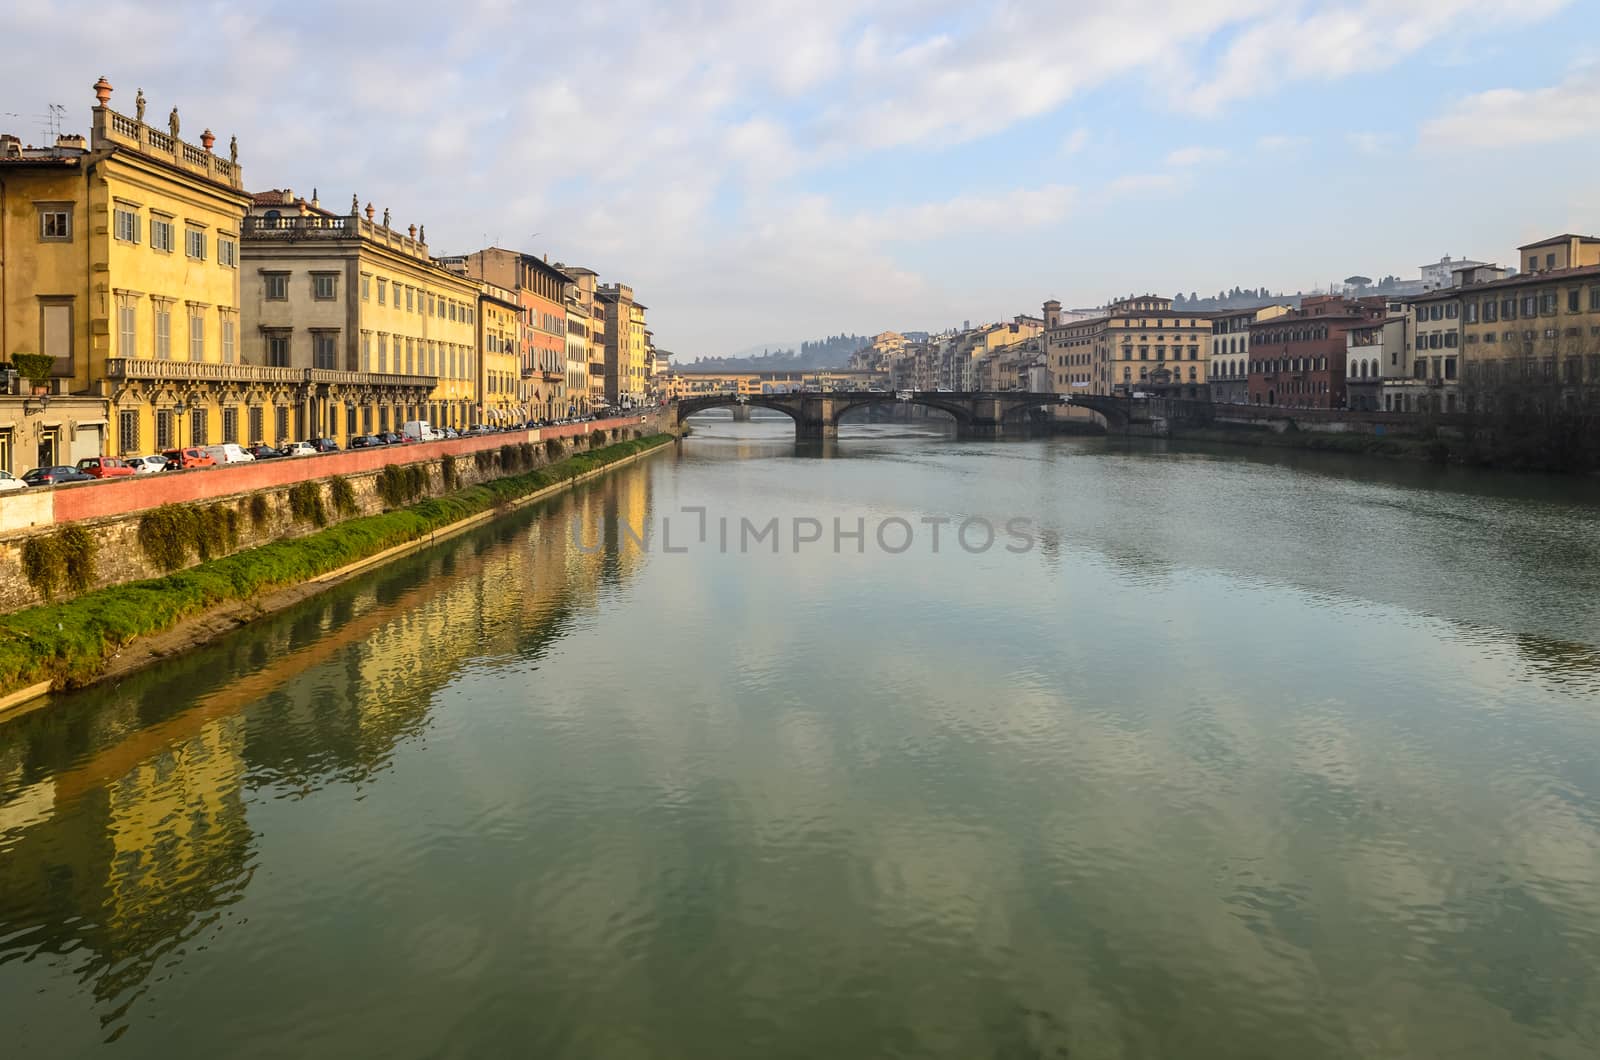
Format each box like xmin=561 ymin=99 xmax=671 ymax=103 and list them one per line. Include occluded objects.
xmin=329 ymin=475 xmax=358 ymax=516
xmin=376 ymin=464 xmax=429 ymax=508
xmin=288 ymin=481 xmax=328 ymax=527
xmin=19 ymin=524 xmax=96 ymax=601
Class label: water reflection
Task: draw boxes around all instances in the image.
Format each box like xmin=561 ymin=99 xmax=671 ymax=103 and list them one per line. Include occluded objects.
xmin=2 ymin=425 xmax=1599 ymax=1058
xmin=0 ymin=470 xmax=657 ymax=1041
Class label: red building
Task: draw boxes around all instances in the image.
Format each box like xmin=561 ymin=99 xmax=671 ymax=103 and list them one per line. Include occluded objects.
xmin=1247 ymin=295 xmax=1387 ymax=409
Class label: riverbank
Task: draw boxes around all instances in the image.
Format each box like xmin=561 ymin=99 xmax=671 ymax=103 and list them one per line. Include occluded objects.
xmin=0 ymin=434 xmax=675 ymax=712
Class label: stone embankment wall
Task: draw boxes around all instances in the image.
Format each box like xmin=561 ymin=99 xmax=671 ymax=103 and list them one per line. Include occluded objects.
xmin=0 ymin=412 xmax=670 ymax=613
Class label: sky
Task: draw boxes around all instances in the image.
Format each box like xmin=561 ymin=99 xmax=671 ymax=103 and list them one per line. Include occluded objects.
xmin=4 ymin=1 xmax=1600 ymax=358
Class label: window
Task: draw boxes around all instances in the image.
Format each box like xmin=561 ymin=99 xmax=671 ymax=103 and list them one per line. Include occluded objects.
xmin=221 ymin=314 xmax=236 ymax=363
xmin=406 ymin=286 xmax=414 ymax=312
xmin=1445 ymin=332 xmax=1458 ymax=348
xmin=361 ymin=331 xmax=372 ymax=370
xmin=149 ymin=216 xmax=175 ymax=252
xmin=378 ymin=333 xmax=388 ymax=372
xmin=266 ymin=331 xmax=291 ymax=367
xmin=188 ymin=310 xmax=205 ymax=359
xmin=185 ymin=227 xmax=206 ymax=260
xmin=346 ymin=406 xmax=357 ymax=437
xmin=191 ymin=408 xmax=208 ymax=446
xmin=1502 ymin=298 xmax=1516 ymax=320
xmin=154 ymin=301 xmax=172 ymax=358
xmin=1522 ymin=295 xmax=1537 ymax=317
xmin=265 ymin=273 xmax=289 ymax=300
xmin=313 ymin=331 xmax=338 ymax=370
xmin=218 ymin=235 xmax=237 ymax=268
xmin=1591 ymin=287 xmax=1600 ymax=312
xmin=37 ymin=204 xmax=72 ymax=241
xmin=1484 ymin=300 xmax=1498 ymax=323
xmin=312 ymin=273 xmax=337 ymax=300
xmin=117 ymin=409 xmax=139 ymax=454
xmin=249 ymin=407 xmax=263 ymax=445
xmin=1547 ymin=253 xmax=1556 ymax=269
xmin=377 ymin=278 xmax=387 ymax=305
xmin=117 ymin=296 xmax=138 ymax=357
xmin=1540 ymin=291 xmax=1557 ymax=315
xmin=156 ymin=409 xmax=173 ymax=450
xmin=1465 ymin=301 xmax=1478 ymax=324
xmin=275 ymin=406 xmax=289 ymax=444
xmin=361 ymin=274 xmax=371 ymax=301
xmin=223 ymin=407 xmax=238 ymax=444
xmin=1445 ymin=303 xmax=1458 ymax=319
xmin=114 ymin=206 xmax=140 ymax=243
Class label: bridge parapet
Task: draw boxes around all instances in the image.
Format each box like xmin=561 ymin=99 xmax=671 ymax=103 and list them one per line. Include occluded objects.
xmin=675 ymin=390 xmax=1063 ymax=440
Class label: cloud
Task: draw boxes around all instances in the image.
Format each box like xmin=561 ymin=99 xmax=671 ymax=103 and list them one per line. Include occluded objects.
xmin=1108 ymin=173 xmax=1180 ymax=197
xmin=1176 ymin=0 xmax=1572 ymax=115
xmin=863 ymin=184 xmax=1078 ymax=242
xmin=1256 ymin=134 xmax=1309 ymax=152
xmin=1420 ymin=65 xmax=1600 ymax=148
xmin=1346 ymin=131 xmax=1395 ymax=155
xmin=0 ymin=0 xmax=1577 ymax=356
xmin=1163 ymin=146 xmax=1227 ymax=167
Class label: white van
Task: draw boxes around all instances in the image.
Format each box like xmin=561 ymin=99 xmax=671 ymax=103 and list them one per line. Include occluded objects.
xmin=401 ymin=420 xmax=439 ymax=442
xmin=204 ymin=443 xmax=256 ymax=464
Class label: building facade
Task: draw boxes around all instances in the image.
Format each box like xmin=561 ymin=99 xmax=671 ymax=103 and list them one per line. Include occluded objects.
xmin=454 ymin=249 xmax=571 ymax=421
xmin=1209 ymin=304 xmax=1290 ymax=404
xmin=1044 ymin=295 xmax=1212 ymax=398
xmin=1 ymin=79 xmax=259 ymax=464
xmin=1246 ymin=295 xmax=1386 ymax=409
xmin=599 ymin=283 xmax=647 ymax=407
xmin=477 ymin=284 xmax=522 ymax=424
xmin=240 ymin=200 xmax=468 ymax=440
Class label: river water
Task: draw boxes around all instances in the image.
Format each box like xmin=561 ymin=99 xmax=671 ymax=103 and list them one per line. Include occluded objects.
xmin=3 ymin=414 xmax=1600 ymax=1058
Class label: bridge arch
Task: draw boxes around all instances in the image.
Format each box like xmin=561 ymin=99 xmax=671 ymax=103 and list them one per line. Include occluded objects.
xmin=676 ymin=393 xmax=806 ymax=430
xmin=828 ymin=394 xmax=971 ymax=429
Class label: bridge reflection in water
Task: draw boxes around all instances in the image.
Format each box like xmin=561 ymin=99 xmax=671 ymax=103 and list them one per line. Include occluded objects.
xmin=676 ymin=390 xmax=1063 ymax=440
xmin=0 ymin=469 xmax=656 ymax=1040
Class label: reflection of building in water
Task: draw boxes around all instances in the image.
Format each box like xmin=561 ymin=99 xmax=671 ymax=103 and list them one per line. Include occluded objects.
xmin=0 ymin=460 xmax=658 ymax=1017
xmin=0 ymin=710 xmax=251 ymax=1006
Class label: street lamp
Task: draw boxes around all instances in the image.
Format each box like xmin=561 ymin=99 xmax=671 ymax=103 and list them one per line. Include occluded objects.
xmin=174 ymin=401 xmax=188 ymax=450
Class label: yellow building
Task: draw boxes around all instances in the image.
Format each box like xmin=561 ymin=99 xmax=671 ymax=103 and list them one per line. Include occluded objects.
xmin=1045 ymin=295 xmax=1213 ymax=398
xmin=599 ymin=283 xmax=648 ymax=406
xmin=555 ymin=265 xmax=607 ymax=411
xmin=1518 ymin=234 xmax=1600 ymax=275
xmin=1448 ymin=257 xmax=1600 ymax=407
xmin=477 ymin=283 xmax=522 ymax=424
xmin=0 ymin=78 xmax=262 ymax=461
xmin=564 ymin=288 xmax=591 ymax=416
xmin=241 ymin=198 xmax=474 ymax=438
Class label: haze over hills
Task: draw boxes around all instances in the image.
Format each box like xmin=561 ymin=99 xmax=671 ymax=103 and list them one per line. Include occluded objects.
xmin=681 ymin=334 xmax=873 ymax=372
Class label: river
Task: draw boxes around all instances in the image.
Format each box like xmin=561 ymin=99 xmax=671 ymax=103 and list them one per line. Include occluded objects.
xmin=3 ymin=414 xmax=1599 ymax=1058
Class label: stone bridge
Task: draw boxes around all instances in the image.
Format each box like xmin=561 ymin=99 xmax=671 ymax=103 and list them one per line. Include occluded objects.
xmin=675 ymin=391 xmax=1065 ymax=440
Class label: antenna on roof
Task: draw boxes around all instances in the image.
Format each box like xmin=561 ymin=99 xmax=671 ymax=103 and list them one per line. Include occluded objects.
xmin=41 ymin=103 xmax=66 ymax=141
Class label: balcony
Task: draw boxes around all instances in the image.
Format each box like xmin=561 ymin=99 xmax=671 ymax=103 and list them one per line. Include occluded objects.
xmin=103 ymin=359 xmax=435 ymax=391
xmin=105 ymin=358 xmax=302 ymax=384
xmin=93 ymin=105 xmax=242 ymax=189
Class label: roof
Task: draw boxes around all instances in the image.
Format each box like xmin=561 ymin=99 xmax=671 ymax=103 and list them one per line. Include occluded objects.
xmin=1518 ymin=233 xmax=1600 ymax=250
xmin=1407 ymin=262 xmax=1600 ymax=301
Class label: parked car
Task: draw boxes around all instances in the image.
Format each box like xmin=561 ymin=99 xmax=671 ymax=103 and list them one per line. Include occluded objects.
xmin=466 ymin=424 xmax=494 ymax=436
xmin=283 ymin=441 xmax=317 ymax=458
xmin=203 ymin=443 xmax=256 ymax=464
xmin=350 ymin=434 xmax=386 ymax=449
xmin=246 ymin=444 xmax=287 ymax=460
xmin=125 ymin=454 xmax=169 ymax=474
xmin=75 ymin=456 xmax=136 ymax=479
xmin=401 ymin=419 xmax=441 ymax=442
xmin=306 ymin=437 xmax=341 ymax=454
xmin=22 ymin=466 xmax=94 ymax=487
xmin=160 ymin=447 xmax=217 ymax=470
xmin=0 ymin=469 xmax=24 ymax=492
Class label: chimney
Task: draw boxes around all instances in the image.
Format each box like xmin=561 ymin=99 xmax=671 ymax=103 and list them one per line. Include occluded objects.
xmin=55 ymin=133 xmax=87 ymax=152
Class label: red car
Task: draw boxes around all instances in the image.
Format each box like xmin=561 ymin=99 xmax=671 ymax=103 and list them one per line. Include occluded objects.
xmin=75 ymin=456 xmax=136 ymax=479
xmin=160 ymin=447 xmax=217 ymax=470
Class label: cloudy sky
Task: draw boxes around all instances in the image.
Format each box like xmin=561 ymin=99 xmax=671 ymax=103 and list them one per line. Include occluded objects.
xmin=5 ymin=1 xmax=1599 ymax=357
